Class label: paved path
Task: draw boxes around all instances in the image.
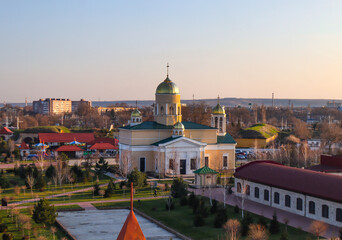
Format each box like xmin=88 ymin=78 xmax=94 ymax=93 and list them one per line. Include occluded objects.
xmin=190 ymin=188 xmax=339 ymax=239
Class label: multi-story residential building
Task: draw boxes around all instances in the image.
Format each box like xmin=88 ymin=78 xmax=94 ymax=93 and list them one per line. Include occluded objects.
xmin=33 ymin=98 xmax=72 ymax=115
xmin=71 ymin=99 xmax=92 ymax=113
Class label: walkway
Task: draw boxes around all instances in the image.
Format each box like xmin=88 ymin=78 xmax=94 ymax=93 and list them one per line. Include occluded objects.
xmin=190 ymin=188 xmax=340 ymax=239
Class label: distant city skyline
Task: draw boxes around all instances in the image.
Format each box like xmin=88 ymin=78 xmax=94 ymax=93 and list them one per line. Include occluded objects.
xmin=1 ymin=1 xmax=342 ymax=102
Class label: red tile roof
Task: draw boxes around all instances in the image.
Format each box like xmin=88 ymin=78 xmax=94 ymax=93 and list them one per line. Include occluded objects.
xmin=89 ymin=143 xmax=117 ymax=150
xmin=88 ymin=137 xmax=118 ymax=146
xmin=38 ymin=133 xmax=94 ymax=143
xmin=0 ymin=127 xmax=13 ymax=135
xmin=235 ymin=160 xmax=342 ymax=204
xmin=20 ymin=141 xmax=30 ymax=150
xmin=55 ymin=145 xmax=84 ymax=152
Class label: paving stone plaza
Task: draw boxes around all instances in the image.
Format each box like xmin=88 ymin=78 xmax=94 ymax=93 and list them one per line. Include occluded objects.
xmin=57 ymin=209 xmax=181 ymax=240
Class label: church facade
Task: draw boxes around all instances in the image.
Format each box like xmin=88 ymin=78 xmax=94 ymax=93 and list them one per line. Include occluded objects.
xmin=118 ymin=72 xmax=236 ymax=176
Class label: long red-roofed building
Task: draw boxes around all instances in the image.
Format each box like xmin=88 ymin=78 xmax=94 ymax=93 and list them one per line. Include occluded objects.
xmin=0 ymin=127 xmax=13 ymax=141
xmin=235 ymin=160 xmax=342 ymax=227
xmin=38 ymin=133 xmax=94 ymax=145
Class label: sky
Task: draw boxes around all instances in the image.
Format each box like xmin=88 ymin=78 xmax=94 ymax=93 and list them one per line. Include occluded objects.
xmin=1 ymin=1 xmax=342 ymax=103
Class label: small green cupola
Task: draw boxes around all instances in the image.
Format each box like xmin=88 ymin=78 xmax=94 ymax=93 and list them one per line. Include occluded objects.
xmin=173 ymin=121 xmax=184 ymax=137
xmin=211 ymin=96 xmax=227 ymax=136
xmin=130 ymin=101 xmax=142 ymax=126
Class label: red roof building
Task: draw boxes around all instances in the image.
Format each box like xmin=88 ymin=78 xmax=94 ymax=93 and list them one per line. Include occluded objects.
xmin=38 ymin=133 xmax=94 ymax=143
xmin=309 ymin=155 xmax=342 ymax=173
xmin=55 ymin=145 xmax=84 ymax=152
xmin=88 ymin=137 xmax=118 ymax=146
xmin=235 ymin=160 xmax=342 ymax=204
xmin=0 ymin=127 xmax=13 ymax=135
xmin=20 ymin=141 xmax=30 ymax=150
xmin=89 ymin=143 xmax=117 ymax=150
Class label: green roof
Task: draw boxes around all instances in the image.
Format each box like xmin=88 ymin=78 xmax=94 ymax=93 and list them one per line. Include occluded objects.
xmin=120 ymin=121 xmax=216 ymax=130
xmin=193 ymin=166 xmax=218 ymax=174
xmin=156 ymin=77 xmax=180 ymax=94
xmin=217 ymin=133 xmax=236 ymax=144
xmin=239 ymin=123 xmax=279 ymax=139
xmin=151 ymin=136 xmax=182 ymax=146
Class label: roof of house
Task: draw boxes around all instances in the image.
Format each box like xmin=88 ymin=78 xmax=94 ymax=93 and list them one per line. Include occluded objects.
xmin=38 ymin=133 xmax=94 ymax=143
xmin=55 ymin=145 xmax=84 ymax=152
xmin=120 ymin=121 xmax=216 ymax=130
xmin=88 ymin=137 xmax=118 ymax=146
xmin=89 ymin=143 xmax=117 ymax=150
xmin=217 ymin=133 xmax=236 ymax=144
xmin=235 ymin=160 xmax=342 ymax=204
xmin=151 ymin=136 xmax=182 ymax=146
xmin=0 ymin=127 xmax=13 ymax=135
xmin=20 ymin=141 xmax=30 ymax=150
xmin=193 ymin=166 xmax=218 ymax=174
xmin=308 ymin=155 xmax=342 ymax=173
xmin=117 ymin=210 xmax=146 ymax=240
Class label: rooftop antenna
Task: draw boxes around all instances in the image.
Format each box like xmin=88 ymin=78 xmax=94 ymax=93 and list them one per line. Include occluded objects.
xmin=217 ymin=95 xmax=220 ymax=104
xmin=136 ymin=100 xmax=138 ymax=108
xmin=193 ymin=94 xmax=195 ymax=105
xmin=272 ymin=93 xmax=274 ymax=107
xmin=25 ymin=97 xmax=28 ymax=107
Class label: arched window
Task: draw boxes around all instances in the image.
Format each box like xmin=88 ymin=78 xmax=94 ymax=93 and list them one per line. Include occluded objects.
xmin=296 ymin=198 xmax=303 ymax=211
xmin=160 ymin=106 xmax=164 ymax=115
xmin=254 ymin=187 xmax=259 ymax=198
xmin=309 ymin=201 xmax=315 ymax=214
xmin=237 ymin=182 xmax=241 ymax=193
xmin=322 ymin=204 xmax=329 ymax=218
xmin=215 ymin=117 xmax=218 ymax=128
xmin=285 ymin=195 xmax=291 ymax=207
xmin=336 ymin=208 xmax=342 ymax=222
xmin=219 ymin=117 xmax=223 ymax=131
xmin=264 ymin=189 xmax=269 ymax=201
xmin=274 ymin=192 xmax=280 ymax=204
xmin=246 ymin=185 xmax=250 ymax=195
xmin=169 ymin=106 xmax=174 ymax=115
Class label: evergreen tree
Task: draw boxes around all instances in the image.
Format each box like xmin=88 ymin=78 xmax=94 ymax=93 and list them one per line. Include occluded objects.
xmin=241 ymin=213 xmax=253 ymax=236
xmin=94 ymin=183 xmax=100 ymax=196
xmin=34 ymin=174 xmax=46 ymax=190
xmin=127 ymin=168 xmax=147 ymax=188
xmin=213 ymin=206 xmax=228 ymax=228
xmin=104 ymin=178 xmax=116 ymax=198
xmin=269 ymin=212 xmax=280 ymax=234
xmin=188 ymin=192 xmax=196 ymax=207
xmin=45 ymin=165 xmax=56 ymax=180
xmin=171 ymin=178 xmax=187 ymax=198
xmin=95 ymin=157 xmax=109 ymax=177
xmin=32 ymin=198 xmax=57 ymax=227
xmin=210 ymin=199 xmax=218 ymax=214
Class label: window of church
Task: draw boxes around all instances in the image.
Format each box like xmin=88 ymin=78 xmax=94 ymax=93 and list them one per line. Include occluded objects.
xmin=205 ymin=156 xmax=209 ymax=167
xmin=274 ymin=192 xmax=280 ymax=204
xmin=191 ymin=158 xmax=196 ymax=170
xmin=322 ymin=204 xmax=329 ymax=218
xmin=336 ymin=208 xmax=342 ymax=222
xmin=296 ymin=198 xmax=303 ymax=211
xmin=132 ymin=118 xmax=135 ymax=122
xmin=161 ymin=106 xmax=164 ymax=115
xmin=169 ymin=106 xmax=174 ymax=115
xmin=215 ymin=117 xmax=218 ymax=128
xmin=237 ymin=182 xmax=241 ymax=193
xmin=285 ymin=195 xmax=291 ymax=207
xmin=309 ymin=201 xmax=315 ymax=214
xmin=254 ymin=187 xmax=259 ymax=198
xmin=219 ymin=117 xmax=223 ymax=131
xmin=223 ymin=156 xmax=228 ymax=168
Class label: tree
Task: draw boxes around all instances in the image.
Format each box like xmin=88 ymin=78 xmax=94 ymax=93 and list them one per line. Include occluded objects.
xmin=247 ymin=224 xmax=269 ymax=240
xmin=127 ymin=168 xmax=147 ymax=188
xmin=95 ymin=157 xmax=109 ymax=177
xmin=309 ymin=220 xmax=327 ymax=240
xmin=171 ymin=178 xmax=187 ymax=198
xmin=104 ymin=178 xmax=115 ymax=198
xmin=32 ymin=198 xmax=57 ymax=227
xmin=241 ymin=213 xmax=253 ymax=236
xmin=45 ymin=165 xmax=56 ymax=180
xmin=269 ymin=212 xmax=280 ymax=234
xmin=2 ymin=233 xmax=13 ymax=240
xmin=34 ymin=174 xmax=46 ymax=190
xmin=214 ymin=206 xmax=228 ymax=228
xmin=223 ymin=219 xmax=240 ymax=240
xmin=26 ymin=174 xmax=35 ymax=198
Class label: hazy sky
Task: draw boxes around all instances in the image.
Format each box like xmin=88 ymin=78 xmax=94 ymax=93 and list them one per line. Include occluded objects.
xmin=1 ymin=1 xmax=342 ymax=102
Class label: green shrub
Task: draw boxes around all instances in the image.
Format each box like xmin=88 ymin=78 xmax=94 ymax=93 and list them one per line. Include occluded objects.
xmin=280 ymin=231 xmax=289 ymax=240
xmin=241 ymin=213 xmax=253 ymax=236
xmin=34 ymin=174 xmax=46 ymax=190
xmin=45 ymin=165 xmax=56 ymax=179
xmin=94 ymin=183 xmax=100 ymax=196
xmin=188 ymin=192 xmax=195 ymax=207
xmin=180 ymin=196 xmax=188 ymax=206
xmin=0 ymin=175 xmax=10 ymax=189
xmin=104 ymin=178 xmax=116 ymax=198
xmin=194 ymin=214 xmax=205 ymax=227
xmin=127 ymin=168 xmax=147 ymax=188
xmin=0 ymin=223 xmax=8 ymax=233
xmin=2 ymin=233 xmax=13 ymax=240
xmin=258 ymin=216 xmax=268 ymax=228
xmin=229 ymin=177 xmax=235 ymax=184
xmin=269 ymin=212 xmax=280 ymax=234
xmin=32 ymin=198 xmax=57 ymax=226
xmin=171 ymin=178 xmax=187 ymax=198
xmin=210 ymin=199 xmax=218 ymax=214
xmin=213 ymin=207 xmax=228 ymax=228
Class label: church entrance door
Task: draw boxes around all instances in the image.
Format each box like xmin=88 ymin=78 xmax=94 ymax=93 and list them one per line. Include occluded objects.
xmin=180 ymin=159 xmax=186 ymax=174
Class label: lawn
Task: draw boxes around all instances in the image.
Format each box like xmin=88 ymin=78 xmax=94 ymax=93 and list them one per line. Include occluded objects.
xmin=93 ymin=198 xmax=316 ymax=240
xmin=0 ymin=208 xmax=70 ymax=240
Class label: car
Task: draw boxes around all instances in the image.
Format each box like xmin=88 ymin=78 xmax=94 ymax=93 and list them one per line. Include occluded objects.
xmin=236 ymin=154 xmax=246 ymax=160
xmin=27 ymin=154 xmax=38 ymax=160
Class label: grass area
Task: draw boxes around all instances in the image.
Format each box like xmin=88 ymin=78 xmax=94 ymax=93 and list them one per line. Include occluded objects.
xmin=93 ymin=198 xmax=315 ymax=240
xmin=1 ymin=172 xmax=110 ymax=204
xmin=23 ymin=126 xmax=70 ymax=133
xmin=55 ymin=204 xmax=84 ymax=211
xmin=0 ymin=208 xmax=70 ymax=240
xmin=18 ymin=186 xmax=170 ymax=207
xmin=240 ymin=123 xmax=279 ymax=139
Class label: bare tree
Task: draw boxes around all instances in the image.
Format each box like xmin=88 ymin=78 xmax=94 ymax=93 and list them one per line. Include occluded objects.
xmin=26 ymin=174 xmax=35 ymax=198
xmin=247 ymin=224 xmax=269 ymax=240
xmin=55 ymin=159 xmax=68 ymax=186
xmin=120 ymin=150 xmax=132 ymax=177
xmin=309 ymin=220 xmax=327 ymax=240
xmin=51 ymin=226 xmax=57 ymax=240
xmin=236 ymin=180 xmax=249 ymax=218
xmin=223 ymin=219 xmax=240 ymax=240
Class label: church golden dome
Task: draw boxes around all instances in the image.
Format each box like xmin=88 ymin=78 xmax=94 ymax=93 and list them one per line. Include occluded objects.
xmin=131 ymin=108 xmax=141 ymax=117
xmin=173 ymin=121 xmax=184 ymax=129
xmin=212 ymin=96 xmax=225 ymax=115
xmin=156 ymin=77 xmax=179 ymax=94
